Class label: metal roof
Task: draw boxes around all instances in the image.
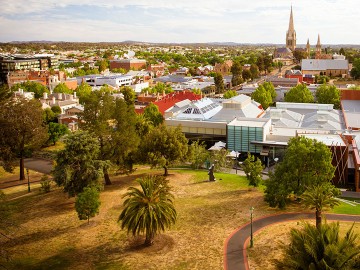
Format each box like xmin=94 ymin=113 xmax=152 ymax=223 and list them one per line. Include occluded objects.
xmin=301 ymin=59 xmax=349 ymax=71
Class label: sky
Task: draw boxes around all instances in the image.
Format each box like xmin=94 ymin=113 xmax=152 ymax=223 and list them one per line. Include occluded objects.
xmin=0 ymin=0 xmax=359 ymax=45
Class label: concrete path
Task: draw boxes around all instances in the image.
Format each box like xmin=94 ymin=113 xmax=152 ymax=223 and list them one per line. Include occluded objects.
xmin=24 ymin=158 xmax=53 ymax=174
xmin=224 ymin=212 xmax=360 ymax=270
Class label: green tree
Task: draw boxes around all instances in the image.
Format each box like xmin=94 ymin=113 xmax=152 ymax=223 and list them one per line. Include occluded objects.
xmin=120 ymin=86 xmax=136 ymax=106
xmin=0 ymin=98 xmax=48 ymax=180
xmin=47 ymin=122 xmax=69 ymax=145
xmin=43 ymin=108 xmax=56 ymax=124
xmin=223 ymin=90 xmax=237 ymax=99
xmin=315 ymin=84 xmax=341 ymax=109
xmin=11 ymin=81 xmax=49 ymax=99
xmin=276 ymin=221 xmax=360 ymax=270
xmin=231 ymin=62 xmax=243 ymax=86
xmin=0 ymin=84 xmax=12 ymax=102
xmin=192 ymin=88 xmax=201 ymax=95
xmin=293 ymin=50 xmax=308 ymax=63
xmin=53 ymin=83 xmax=72 ymax=94
xmin=119 ymin=175 xmax=177 ymax=246
xmin=75 ymin=186 xmax=101 ymax=224
xmin=301 ymin=183 xmax=340 ymax=229
xmin=284 ymin=84 xmax=314 ymax=103
xmin=51 ymin=105 xmax=62 ymax=115
xmin=265 ymin=137 xmax=335 ymax=209
xmin=242 ymin=69 xmax=252 ymax=81
xmin=350 ymin=58 xmax=360 ymax=79
xmin=251 ymin=84 xmax=272 ymax=109
xmin=250 ymin=64 xmax=259 ymax=79
xmin=53 ymin=131 xmax=108 ymax=196
xmin=140 ymin=125 xmax=188 ymax=176
xmin=75 ymin=82 xmax=92 ymax=104
xmin=214 ymin=72 xmax=225 ymax=94
xmin=209 ymin=148 xmax=232 ymax=173
xmin=242 ymin=153 xmax=264 ymax=187
xmin=188 ymin=141 xmax=209 ymax=169
xmin=80 ymin=90 xmax=139 ymax=183
xmin=143 ymin=104 xmax=164 ymax=127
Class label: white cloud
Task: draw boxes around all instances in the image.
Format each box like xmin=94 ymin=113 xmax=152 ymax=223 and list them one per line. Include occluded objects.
xmin=1 ymin=0 xmax=359 ymax=44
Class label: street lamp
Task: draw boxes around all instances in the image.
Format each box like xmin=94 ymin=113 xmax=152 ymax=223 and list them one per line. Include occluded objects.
xmin=250 ymin=206 xmax=254 ymax=248
xmin=26 ymin=168 xmax=30 ymax=193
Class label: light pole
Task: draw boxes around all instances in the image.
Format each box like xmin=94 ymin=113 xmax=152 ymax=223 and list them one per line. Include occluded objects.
xmin=26 ymin=168 xmax=30 ymax=192
xmin=250 ymin=206 xmax=254 ymax=248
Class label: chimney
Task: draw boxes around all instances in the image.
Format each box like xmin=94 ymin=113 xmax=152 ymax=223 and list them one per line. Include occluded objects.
xmin=43 ymin=92 xmax=48 ymax=99
xmin=52 ymin=96 xmax=56 ymax=105
xmin=73 ymin=91 xmax=77 ymax=98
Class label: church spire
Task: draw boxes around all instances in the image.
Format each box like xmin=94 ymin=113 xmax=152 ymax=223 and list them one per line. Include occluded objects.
xmin=316 ymin=34 xmax=321 ymax=47
xmin=316 ymin=34 xmax=322 ymax=58
xmin=306 ymin=38 xmax=310 ymax=58
xmin=288 ymin=5 xmax=295 ymax=32
xmin=286 ymin=5 xmax=296 ymax=51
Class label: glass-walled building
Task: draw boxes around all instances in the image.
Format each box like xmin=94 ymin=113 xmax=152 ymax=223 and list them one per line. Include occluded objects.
xmin=227 ymin=118 xmax=271 ymax=153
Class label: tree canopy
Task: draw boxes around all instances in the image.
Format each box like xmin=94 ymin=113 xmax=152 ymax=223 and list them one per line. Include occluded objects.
xmin=0 ymin=98 xmax=48 ymax=180
xmin=214 ymin=73 xmax=225 ymax=94
xmin=231 ymin=61 xmax=243 ymax=86
xmin=242 ymin=153 xmax=264 ymax=187
xmin=284 ymin=84 xmax=314 ymax=103
xmin=143 ymin=104 xmax=164 ymax=127
xmin=223 ymin=90 xmax=237 ymax=99
xmin=264 ymin=136 xmax=335 ymax=208
xmin=251 ymin=82 xmax=276 ymax=109
xmin=53 ymin=83 xmax=72 ymax=94
xmin=53 ymin=131 xmax=108 ymax=196
xmin=350 ymin=58 xmax=360 ymax=79
xmin=75 ymin=186 xmax=101 ymax=224
xmin=11 ymin=81 xmax=49 ymax=99
xmin=139 ymin=125 xmax=188 ymax=176
xmin=315 ymin=84 xmax=341 ymax=109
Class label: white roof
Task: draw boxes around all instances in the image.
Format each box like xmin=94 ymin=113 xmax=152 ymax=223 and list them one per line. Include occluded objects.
xmin=301 ymin=59 xmax=349 ymax=71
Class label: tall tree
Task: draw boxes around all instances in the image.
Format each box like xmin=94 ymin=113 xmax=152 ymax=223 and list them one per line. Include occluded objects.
xmin=54 ymin=83 xmax=72 ymax=94
xmin=250 ymin=64 xmax=259 ymax=79
xmin=143 ymin=104 xmax=164 ymax=127
xmin=120 ymin=86 xmax=136 ymax=106
xmin=140 ymin=125 xmax=188 ymax=176
xmin=301 ymin=182 xmax=340 ymax=229
xmin=293 ymin=50 xmax=308 ymax=63
xmin=265 ymin=136 xmax=335 ymax=209
xmin=75 ymin=82 xmax=92 ymax=104
xmin=75 ymin=186 xmax=101 ymax=224
xmin=214 ymin=73 xmax=225 ymax=94
xmin=276 ymin=221 xmax=360 ymax=269
xmin=47 ymin=122 xmax=69 ymax=145
xmin=188 ymin=140 xmax=209 ymax=169
xmin=53 ymin=131 xmax=108 ymax=196
xmin=284 ymin=84 xmax=314 ymax=103
xmin=252 ymin=84 xmax=272 ymax=109
xmin=350 ymin=58 xmax=360 ymax=79
xmin=11 ymin=81 xmax=49 ymax=99
xmin=0 ymin=98 xmax=48 ymax=180
xmin=315 ymin=84 xmax=341 ymax=109
xmin=242 ymin=69 xmax=252 ymax=81
xmin=242 ymin=153 xmax=264 ymax=187
xmin=231 ymin=61 xmax=243 ymax=86
xmin=223 ymin=90 xmax=237 ymax=99
xmin=119 ymin=175 xmax=177 ymax=246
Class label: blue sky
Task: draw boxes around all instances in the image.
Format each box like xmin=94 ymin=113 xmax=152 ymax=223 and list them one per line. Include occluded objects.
xmin=0 ymin=0 xmax=359 ymax=44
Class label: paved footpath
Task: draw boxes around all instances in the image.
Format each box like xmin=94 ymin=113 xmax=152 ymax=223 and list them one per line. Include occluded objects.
xmin=224 ymin=212 xmax=360 ymax=270
xmin=24 ymin=158 xmax=53 ymax=174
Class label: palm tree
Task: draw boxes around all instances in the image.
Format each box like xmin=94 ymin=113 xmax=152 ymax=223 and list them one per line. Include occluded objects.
xmin=301 ymin=182 xmax=340 ymax=229
xmin=276 ymin=221 xmax=360 ymax=269
xmin=119 ymin=175 xmax=177 ymax=246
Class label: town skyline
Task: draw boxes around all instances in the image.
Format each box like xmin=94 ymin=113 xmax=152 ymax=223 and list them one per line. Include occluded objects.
xmin=1 ymin=0 xmax=359 ymax=45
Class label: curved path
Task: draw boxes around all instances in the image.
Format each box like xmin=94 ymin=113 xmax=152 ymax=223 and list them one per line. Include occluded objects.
xmin=224 ymin=212 xmax=360 ymax=270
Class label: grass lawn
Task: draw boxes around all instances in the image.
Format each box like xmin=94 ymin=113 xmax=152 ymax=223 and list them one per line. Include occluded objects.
xmin=0 ymin=167 xmax=292 ymax=270
xmin=248 ymin=221 xmax=360 ymax=270
xmin=331 ymin=201 xmax=360 ymax=215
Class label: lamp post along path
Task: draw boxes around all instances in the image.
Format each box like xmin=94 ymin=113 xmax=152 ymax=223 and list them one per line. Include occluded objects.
xmin=26 ymin=168 xmax=30 ymax=192
xmin=250 ymin=207 xmax=254 ymax=248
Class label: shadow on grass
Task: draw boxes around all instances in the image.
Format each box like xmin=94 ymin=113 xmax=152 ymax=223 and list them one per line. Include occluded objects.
xmin=3 ymin=248 xmax=74 ymax=270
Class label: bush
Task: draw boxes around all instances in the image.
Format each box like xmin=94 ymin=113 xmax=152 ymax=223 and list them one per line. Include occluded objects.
xmin=40 ymin=175 xmax=52 ymax=193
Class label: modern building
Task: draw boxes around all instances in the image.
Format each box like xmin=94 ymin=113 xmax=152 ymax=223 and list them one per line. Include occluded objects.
xmin=76 ymin=74 xmax=133 ymax=88
xmin=0 ymin=54 xmax=59 ymax=83
xmin=109 ymin=59 xmax=146 ymax=71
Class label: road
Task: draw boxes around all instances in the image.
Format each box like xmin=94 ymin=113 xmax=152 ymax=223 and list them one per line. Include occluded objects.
xmin=24 ymin=158 xmax=53 ymax=174
xmin=224 ymin=212 xmax=360 ymax=270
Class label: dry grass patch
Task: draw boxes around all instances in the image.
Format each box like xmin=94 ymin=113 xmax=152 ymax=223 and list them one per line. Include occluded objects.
xmin=248 ymin=221 xmax=360 ymax=270
xmin=1 ymin=168 xmax=302 ymax=270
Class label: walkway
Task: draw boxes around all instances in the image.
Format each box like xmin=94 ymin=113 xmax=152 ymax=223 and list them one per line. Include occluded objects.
xmin=24 ymin=158 xmax=53 ymax=174
xmin=224 ymin=212 xmax=360 ymax=270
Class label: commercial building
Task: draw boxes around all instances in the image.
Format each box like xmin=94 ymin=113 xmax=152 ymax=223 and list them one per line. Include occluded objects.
xmin=109 ymin=59 xmax=146 ymax=71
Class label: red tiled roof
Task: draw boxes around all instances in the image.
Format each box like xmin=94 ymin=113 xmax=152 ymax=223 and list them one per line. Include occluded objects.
xmin=138 ymin=90 xmax=201 ymax=115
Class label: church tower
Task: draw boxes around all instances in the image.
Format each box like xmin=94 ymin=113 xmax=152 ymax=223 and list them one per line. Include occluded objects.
xmin=316 ymin=34 xmax=322 ymax=58
xmin=306 ymin=39 xmax=311 ymax=58
xmin=286 ymin=6 xmax=296 ymax=51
